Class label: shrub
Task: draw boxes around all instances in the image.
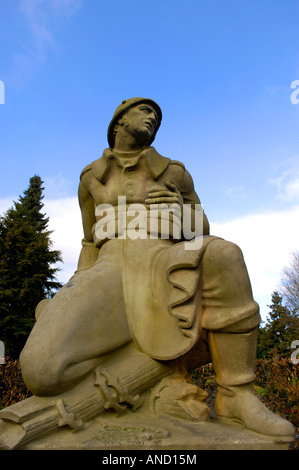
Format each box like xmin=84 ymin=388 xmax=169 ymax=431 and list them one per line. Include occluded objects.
xmin=254 ymin=350 xmax=298 ymax=432
xmin=0 ymin=357 xmax=32 ymax=409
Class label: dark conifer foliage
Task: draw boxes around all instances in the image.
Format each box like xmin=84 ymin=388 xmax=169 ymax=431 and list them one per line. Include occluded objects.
xmin=257 ymin=291 xmax=299 ymax=359
xmin=0 ymin=176 xmax=62 ymax=358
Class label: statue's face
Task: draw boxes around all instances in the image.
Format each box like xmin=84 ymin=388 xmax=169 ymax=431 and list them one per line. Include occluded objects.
xmin=121 ymin=104 xmax=158 ymax=145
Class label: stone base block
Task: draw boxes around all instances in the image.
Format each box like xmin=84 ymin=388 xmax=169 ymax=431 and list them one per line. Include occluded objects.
xmin=17 ymin=409 xmax=293 ymax=451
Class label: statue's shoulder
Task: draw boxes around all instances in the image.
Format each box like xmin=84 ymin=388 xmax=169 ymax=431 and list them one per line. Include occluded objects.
xmin=147 ymin=147 xmax=185 ymax=178
xmin=170 ymin=159 xmax=185 ymax=170
xmin=166 ymin=159 xmax=186 ymax=179
xmin=80 ymin=163 xmax=92 ymax=180
xmin=167 ymin=160 xmax=186 ymax=188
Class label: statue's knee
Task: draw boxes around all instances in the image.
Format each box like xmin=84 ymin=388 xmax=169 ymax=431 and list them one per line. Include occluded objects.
xmin=205 ymin=239 xmax=244 ymax=268
xmin=20 ymin=345 xmax=64 ymax=396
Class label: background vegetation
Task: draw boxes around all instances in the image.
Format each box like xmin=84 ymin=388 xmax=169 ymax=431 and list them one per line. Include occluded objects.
xmin=0 ymin=176 xmax=62 ymax=358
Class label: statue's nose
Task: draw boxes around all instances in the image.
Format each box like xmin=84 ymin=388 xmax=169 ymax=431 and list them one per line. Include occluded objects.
xmin=149 ymin=112 xmax=157 ymax=124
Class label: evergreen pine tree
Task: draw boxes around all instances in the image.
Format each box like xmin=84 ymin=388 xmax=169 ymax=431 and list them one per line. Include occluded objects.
xmin=0 ymin=176 xmax=62 ymax=358
xmin=257 ymin=291 xmax=299 ymax=358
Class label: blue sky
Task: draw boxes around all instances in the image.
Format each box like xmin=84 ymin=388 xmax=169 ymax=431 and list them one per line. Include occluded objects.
xmin=0 ymin=0 xmax=299 ymax=321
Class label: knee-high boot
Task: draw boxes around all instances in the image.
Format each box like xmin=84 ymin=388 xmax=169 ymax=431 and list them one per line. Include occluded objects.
xmin=208 ymin=328 xmax=295 ymax=440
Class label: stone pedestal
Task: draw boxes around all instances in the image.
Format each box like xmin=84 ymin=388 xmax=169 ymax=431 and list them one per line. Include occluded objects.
xmin=4 ymin=407 xmax=292 ymax=451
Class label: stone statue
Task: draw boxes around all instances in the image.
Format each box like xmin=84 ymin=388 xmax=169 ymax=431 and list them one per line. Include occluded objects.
xmin=0 ymin=98 xmax=295 ymax=450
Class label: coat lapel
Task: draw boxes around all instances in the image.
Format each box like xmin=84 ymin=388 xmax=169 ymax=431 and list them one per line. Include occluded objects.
xmin=90 ymin=147 xmax=170 ymax=182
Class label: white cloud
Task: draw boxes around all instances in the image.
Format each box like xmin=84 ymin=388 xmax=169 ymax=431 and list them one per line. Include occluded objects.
xmin=44 ymin=197 xmax=82 ymax=282
xmin=0 ymin=198 xmax=14 ymax=215
xmin=20 ymin=0 xmax=55 ymax=52
xmin=19 ymin=0 xmax=82 ymax=49
xmin=270 ymin=169 xmax=299 ymax=202
xmin=224 ymin=184 xmax=247 ymax=200
xmin=20 ymin=0 xmax=82 ymax=21
xmin=47 ymin=0 xmax=82 ymax=16
xmin=43 ymin=173 xmax=75 ymax=199
xmin=211 ymin=205 xmax=299 ymax=321
xmin=11 ymin=0 xmax=81 ymax=87
xmin=282 ymin=177 xmax=299 ymax=201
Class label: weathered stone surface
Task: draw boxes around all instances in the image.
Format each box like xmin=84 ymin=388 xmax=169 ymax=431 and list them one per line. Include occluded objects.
xmin=17 ymin=408 xmax=293 ymax=451
xmin=0 ymin=98 xmax=295 ymax=450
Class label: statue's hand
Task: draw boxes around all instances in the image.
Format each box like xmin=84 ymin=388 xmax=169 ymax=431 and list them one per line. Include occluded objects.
xmin=145 ymin=181 xmax=183 ymax=209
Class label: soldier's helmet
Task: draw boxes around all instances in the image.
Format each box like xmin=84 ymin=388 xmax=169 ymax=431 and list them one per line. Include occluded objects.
xmin=107 ymin=97 xmax=162 ymax=148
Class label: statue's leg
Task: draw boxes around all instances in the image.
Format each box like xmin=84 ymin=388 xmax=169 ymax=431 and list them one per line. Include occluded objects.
xmin=20 ymin=242 xmax=132 ymax=397
xmin=199 ymin=238 xmax=295 ymax=439
xmin=200 ymin=238 xmax=261 ymax=332
xmin=208 ymin=328 xmax=295 ymax=439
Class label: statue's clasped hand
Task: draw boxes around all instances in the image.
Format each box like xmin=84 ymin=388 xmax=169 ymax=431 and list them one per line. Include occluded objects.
xmin=145 ymin=181 xmax=183 ymax=209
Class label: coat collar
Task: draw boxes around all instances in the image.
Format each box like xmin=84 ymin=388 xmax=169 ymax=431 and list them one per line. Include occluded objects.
xmin=90 ymin=147 xmax=170 ymax=182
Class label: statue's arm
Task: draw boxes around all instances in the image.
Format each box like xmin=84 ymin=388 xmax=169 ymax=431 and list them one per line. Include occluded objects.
xmin=180 ymin=169 xmax=210 ymax=236
xmin=76 ymin=180 xmax=100 ymax=272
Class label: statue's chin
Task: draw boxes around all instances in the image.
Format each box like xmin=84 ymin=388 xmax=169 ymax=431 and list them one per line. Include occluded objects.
xmin=131 ymin=128 xmax=154 ymax=147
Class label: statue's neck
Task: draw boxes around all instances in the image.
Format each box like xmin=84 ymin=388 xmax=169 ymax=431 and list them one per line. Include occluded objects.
xmin=112 ymin=148 xmax=144 ymax=159
xmin=113 ymin=127 xmax=148 ymax=153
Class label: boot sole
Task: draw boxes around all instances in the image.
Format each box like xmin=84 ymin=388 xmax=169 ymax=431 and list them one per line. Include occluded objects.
xmin=215 ymin=416 xmax=296 ymax=443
